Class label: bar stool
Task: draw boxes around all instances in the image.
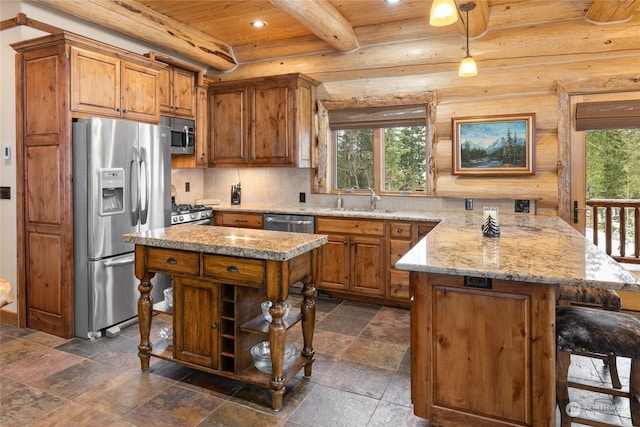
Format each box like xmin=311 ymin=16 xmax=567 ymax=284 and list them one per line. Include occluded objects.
xmin=556 ymin=305 xmax=640 ymax=426
xmin=557 ymin=286 xmax=622 ymax=388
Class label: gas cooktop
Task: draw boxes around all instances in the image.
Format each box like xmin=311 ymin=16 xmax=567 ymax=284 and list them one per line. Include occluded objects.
xmin=171 ymin=204 xmax=213 ymax=225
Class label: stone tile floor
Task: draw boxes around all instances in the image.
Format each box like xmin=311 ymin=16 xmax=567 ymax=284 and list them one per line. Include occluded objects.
xmin=0 ymin=294 xmax=635 ymax=426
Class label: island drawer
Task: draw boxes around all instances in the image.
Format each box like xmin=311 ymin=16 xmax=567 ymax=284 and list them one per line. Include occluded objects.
xmin=215 ymin=212 xmax=264 ymax=229
xmin=203 ymin=255 xmax=265 ymax=286
xmin=146 ymin=247 xmax=200 ymax=275
xmin=389 ymin=222 xmax=412 ymax=239
xmin=316 ymin=217 xmax=385 ymax=236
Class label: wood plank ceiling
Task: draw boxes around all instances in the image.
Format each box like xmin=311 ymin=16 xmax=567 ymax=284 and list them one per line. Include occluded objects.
xmin=34 ymin=0 xmax=640 ymax=84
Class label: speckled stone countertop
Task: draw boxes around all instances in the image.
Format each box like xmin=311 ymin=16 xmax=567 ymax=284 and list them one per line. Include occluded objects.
xmin=396 ymin=214 xmax=640 ymax=292
xmin=123 ymin=225 xmax=328 ymax=261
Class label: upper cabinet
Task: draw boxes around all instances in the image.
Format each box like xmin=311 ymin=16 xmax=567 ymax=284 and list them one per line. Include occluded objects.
xmin=158 ymin=66 xmax=195 ymax=119
xmin=70 ymin=47 xmax=160 ymax=123
xmin=208 ymin=74 xmax=318 ymax=168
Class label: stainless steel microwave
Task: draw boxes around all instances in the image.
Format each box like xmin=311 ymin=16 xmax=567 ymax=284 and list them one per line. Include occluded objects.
xmin=160 ymin=116 xmax=195 ymax=155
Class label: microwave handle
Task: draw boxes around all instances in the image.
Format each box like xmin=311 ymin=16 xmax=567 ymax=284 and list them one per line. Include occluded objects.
xmin=183 ymin=125 xmax=190 ymax=149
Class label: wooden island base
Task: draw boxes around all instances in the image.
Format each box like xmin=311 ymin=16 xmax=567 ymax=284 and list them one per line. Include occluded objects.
xmin=410 ymin=272 xmax=556 ymax=427
xmin=132 ymin=239 xmax=322 ymax=412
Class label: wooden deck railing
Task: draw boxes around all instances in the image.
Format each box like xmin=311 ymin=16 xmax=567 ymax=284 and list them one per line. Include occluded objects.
xmin=586 ymin=199 xmax=640 ymax=265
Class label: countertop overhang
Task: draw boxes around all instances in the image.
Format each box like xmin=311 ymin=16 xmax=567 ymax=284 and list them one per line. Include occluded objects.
xmin=123 ymin=225 xmax=328 ymax=261
xmin=396 ymin=214 xmax=640 ymax=292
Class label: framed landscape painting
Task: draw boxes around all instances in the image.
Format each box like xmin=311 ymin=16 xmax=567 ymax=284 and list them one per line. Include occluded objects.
xmin=452 ymin=113 xmax=535 ymax=176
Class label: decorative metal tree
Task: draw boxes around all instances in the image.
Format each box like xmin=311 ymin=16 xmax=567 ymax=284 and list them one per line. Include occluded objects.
xmin=482 ymin=213 xmax=501 ymax=237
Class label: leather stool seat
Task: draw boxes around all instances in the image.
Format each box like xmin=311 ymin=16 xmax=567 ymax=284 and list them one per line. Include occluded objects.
xmin=556 ymin=305 xmax=640 ymax=426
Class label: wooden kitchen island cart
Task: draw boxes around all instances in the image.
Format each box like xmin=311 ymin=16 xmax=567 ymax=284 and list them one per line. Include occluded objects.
xmin=124 ymin=225 xmax=327 ymax=411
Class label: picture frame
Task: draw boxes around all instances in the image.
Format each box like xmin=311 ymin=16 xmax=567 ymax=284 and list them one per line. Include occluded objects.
xmin=452 ymin=113 xmax=535 ymax=176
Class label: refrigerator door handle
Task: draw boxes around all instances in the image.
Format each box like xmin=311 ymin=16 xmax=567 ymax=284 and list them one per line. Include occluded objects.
xmin=139 ymin=147 xmax=150 ymax=225
xmin=103 ymin=254 xmax=135 ymax=268
xmin=130 ymin=148 xmax=140 ymax=226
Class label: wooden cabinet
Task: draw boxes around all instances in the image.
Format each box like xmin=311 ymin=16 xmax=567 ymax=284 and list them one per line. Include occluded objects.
xmin=214 ymin=211 xmax=264 ymax=229
xmin=70 ymin=47 xmax=160 ymax=122
xmin=158 ymin=66 xmax=195 ymax=118
xmin=411 ymin=272 xmax=555 ymax=426
xmin=12 ymin=32 xmax=165 ymax=338
xmin=171 ymin=85 xmax=209 ymax=169
xmin=316 ymin=217 xmax=386 ymax=298
xmin=208 ymin=74 xmax=318 ymax=168
xmin=387 ymin=221 xmax=438 ymax=301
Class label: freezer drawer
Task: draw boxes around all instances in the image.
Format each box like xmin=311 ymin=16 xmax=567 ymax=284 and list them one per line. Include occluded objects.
xmin=74 ymin=253 xmax=168 ymax=339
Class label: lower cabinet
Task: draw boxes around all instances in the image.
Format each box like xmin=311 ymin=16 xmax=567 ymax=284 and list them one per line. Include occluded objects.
xmin=172 ymin=271 xmax=266 ymax=373
xmin=214 ymin=211 xmax=264 ymax=229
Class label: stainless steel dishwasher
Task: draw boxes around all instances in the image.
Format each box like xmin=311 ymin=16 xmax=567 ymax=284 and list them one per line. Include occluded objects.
xmin=263 ymin=213 xmax=314 ymax=233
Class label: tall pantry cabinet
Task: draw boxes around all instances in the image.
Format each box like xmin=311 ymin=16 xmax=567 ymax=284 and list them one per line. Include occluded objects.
xmin=12 ymin=32 xmax=163 ymax=338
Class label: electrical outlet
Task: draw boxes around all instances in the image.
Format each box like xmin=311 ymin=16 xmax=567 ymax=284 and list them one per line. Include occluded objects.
xmin=465 ymin=198 xmax=473 ymax=210
xmin=515 ymin=199 xmax=530 ymax=213
xmin=299 ymin=192 xmax=306 ymax=203
xmin=185 ymin=182 xmax=190 ymax=192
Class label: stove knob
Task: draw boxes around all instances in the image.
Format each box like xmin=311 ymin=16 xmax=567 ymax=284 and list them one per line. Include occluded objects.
xmin=172 ymin=217 xmax=177 ymax=223
xmin=179 ymin=215 xmax=184 ymax=222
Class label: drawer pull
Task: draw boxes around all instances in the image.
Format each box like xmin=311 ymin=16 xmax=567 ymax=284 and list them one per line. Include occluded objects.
xmin=211 ymin=323 xmax=218 ymax=329
xmin=397 ymin=228 xmax=403 ymax=234
xmin=166 ymin=257 xmax=178 ymax=265
xmin=226 ymin=266 xmax=239 ymax=273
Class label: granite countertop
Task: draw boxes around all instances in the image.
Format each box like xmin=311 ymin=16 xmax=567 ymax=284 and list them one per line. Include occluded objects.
xmin=123 ymin=224 xmax=328 ymax=261
xmin=210 ymin=203 xmax=449 ymax=222
xmin=396 ymin=214 xmax=640 ymax=292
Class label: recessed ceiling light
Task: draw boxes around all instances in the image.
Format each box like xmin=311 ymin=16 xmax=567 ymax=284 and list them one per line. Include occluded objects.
xmin=385 ymin=0 xmax=401 ymax=4
xmin=251 ymin=20 xmax=267 ymax=28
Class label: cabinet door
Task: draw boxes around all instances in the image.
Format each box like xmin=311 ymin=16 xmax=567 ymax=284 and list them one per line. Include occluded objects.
xmin=120 ymin=61 xmax=158 ymax=122
xmin=70 ymin=47 xmax=120 ymax=117
xmin=173 ymin=277 xmax=219 ymax=368
xmin=195 ymin=86 xmax=209 ymax=167
xmin=318 ymin=235 xmax=349 ymax=292
xmin=157 ymin=67 xmax=172 ymax=114
xmin=350 ymin=236 xmax=386 ymax=297
xmin=209 ymin=88 xmax=249 ymax=166
xmin=172 ymin=68 xmax=195 ymax=118
xmin=251 ymin=82 xmax=293 ymax=166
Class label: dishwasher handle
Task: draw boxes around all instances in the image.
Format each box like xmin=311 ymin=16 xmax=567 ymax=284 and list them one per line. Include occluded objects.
xmin=265 ymin=217 xmax=313 ymax=226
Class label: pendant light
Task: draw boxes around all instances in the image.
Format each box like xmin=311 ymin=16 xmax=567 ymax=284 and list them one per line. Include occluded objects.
xmin=458 ymin=2 xmax=478 ymax=77
xmin=429 ymin=0 xmax=459 ymax=26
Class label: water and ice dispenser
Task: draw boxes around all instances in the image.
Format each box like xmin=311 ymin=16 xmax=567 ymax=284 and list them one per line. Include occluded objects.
xmin=99 ymin=168 xmax=125 ymax=216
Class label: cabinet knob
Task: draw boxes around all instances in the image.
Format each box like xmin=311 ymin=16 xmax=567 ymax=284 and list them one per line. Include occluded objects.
xmin=211 ymin=323 xmax=218 ymax=329
xmin=397 ymin=229 xmax=403 ymax=234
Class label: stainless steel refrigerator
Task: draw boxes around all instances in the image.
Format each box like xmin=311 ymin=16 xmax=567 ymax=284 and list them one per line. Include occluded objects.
xmin=73 ymin=117 xmax=171 ymax=339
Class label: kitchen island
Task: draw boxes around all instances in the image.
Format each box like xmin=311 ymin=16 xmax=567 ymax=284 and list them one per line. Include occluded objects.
xmin=396 ymin=214 xmax=640 ymax=427
xmin=123 ymin=225 xmax=327 ymax=411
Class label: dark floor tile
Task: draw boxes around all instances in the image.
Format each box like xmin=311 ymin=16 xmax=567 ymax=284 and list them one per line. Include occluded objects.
xmin=360 ymin=307 xmax=410 ymax=345
xmin=314 ymin=296 xmax=343 ymax=313
xmin=289 ymin=383 xmax=379 ymax=427
xmin=73 ymin=369 xmax=175 ymax=417
xmin=0 ymin=333 xmax=16 ymax=345
xmin=0 ymin=323 xmax=37 ymax=338
xmin=316 ymin=313 xmax=369 ymax=336
xmin=30 ymin=358 xmax=126 ymax=400
xmin=29 ymin=401 xmax=133 ymax=427
xmin=0 ymin=385 xmax=66 ymax=427
xmin=22 ymin=331 xmax=72 ymax=348
xmin=367 ymin=401 xmax=428 ymax=427
xmin=230 ymin=375 xmax=316 ymax=418
xmin=381 ymin=371 xmax=412 ymax=407
xmin=310 ymin=330 xmax=355 ymax=359
xmin=89 ymin=335 xmax=141 ymax=370
xmin=320 ymin=359 xmax=393 ymax=399
xmin=199 ymin=400 xmax=284 ymax=427
xmin=123 ymin=384 xmax=224 ymax=427
xmin=331 ymin=301 xmax=380 ymax=321
xmin=54 ymin=335 xmax=126 ymax=358
xmin=147 ymin=358 xmax=195 ymax=382
xmin=179 ymin=369 xmax=246 ymax=399
xmin=341 ymin=337 xmax=406 ymax=371
xmin=2 ymin=348 xmax=85 ymax=385
xmin=0 ymin=338 xmax=48 ymax=367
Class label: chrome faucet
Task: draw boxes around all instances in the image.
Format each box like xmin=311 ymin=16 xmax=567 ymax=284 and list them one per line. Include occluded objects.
xmin=369 ymin=188 xmax=381 ymax=210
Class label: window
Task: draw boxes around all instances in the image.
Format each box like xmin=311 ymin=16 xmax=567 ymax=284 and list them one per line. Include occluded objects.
xmin=329 ymin=105 xmax=427 ymax=194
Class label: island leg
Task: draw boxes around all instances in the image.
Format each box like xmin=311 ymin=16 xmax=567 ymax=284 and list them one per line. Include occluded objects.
xmin=134 ymin=245 xmax=155 ymax=372
xmin=268 ymin=301 xmax=287 ymax=412
xmin=301 ymin=249 xmax=317 ymax=378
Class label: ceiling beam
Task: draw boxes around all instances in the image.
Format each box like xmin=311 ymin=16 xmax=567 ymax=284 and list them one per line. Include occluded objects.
xmin=586 ymin=0 xmax=639 ymax=23
xmin=455 ymin=1 xmax=489 ymax=38
xmin=270 ymin=0 xmax=359 ymax=52
xmin=33 ymin=0 xmax=237 ymax=71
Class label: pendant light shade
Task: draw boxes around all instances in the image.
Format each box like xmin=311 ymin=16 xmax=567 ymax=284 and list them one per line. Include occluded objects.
xmin=429 ymin=0 xmax=459 ymax=26
xmin=458 ymin=55 xmax=477 ymax=77
xmin=458 ymin=2 xmax=477 ymax=77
